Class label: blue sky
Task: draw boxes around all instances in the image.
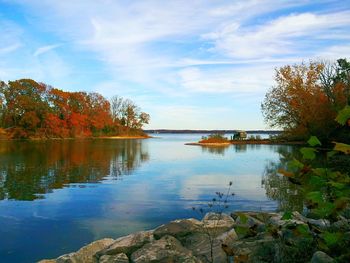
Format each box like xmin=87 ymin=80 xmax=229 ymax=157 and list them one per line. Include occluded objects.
xmin=0 ymin=0 xmax=349 ymax=129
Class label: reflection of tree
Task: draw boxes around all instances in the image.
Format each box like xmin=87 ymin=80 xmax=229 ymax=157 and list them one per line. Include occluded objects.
xmin=262 ymin=146 xmax=305 ymax=212
xmin=234 ymin=144 xmax=247 ymax=152
xmin=201 ymin=145 xmax=229 ymax=155
xmin=0 ymin=139 xmax=149 ymax=200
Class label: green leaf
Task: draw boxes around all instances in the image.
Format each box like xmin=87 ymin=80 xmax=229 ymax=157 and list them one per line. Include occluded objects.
xmin=327 ymin=150 xmax=337 ymax=159
xmin=307 ymin=136 xmax=321 ymax=147
xmin=312 ymin=168 xmax=327 ymax=177
xmin=296 ymin=224 xmax=310 ymax=236
xmin=321 ymin=232 xmax=342 ymax=247
xmin=288 ymin=158 xmax=304 ymax=170
xmin=282 ymin=211 xmax=292 ymax=220
xmin=237 ymin=213 xmax=248 ymax=224
xmin=333 ymin=142 xmax=350 ymax=154
xmin=306 ymin=191 xmax=323 ymax=204
xmin=300 ymin=147 xmax=317 ymax=160
xmin=314 ymin=202 xmax=335 ymax=218
xmin=309 ymin=176 xmax=326 ymax=187
xmin=335 ymin=105 xmax=350 ymax=125
xmin=234 ymin=226 xmax=249 ymax=236
xmin=329 ymin=182 xmax=345 ymax=189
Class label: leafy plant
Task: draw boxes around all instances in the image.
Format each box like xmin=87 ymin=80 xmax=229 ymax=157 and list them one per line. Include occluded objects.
xmin=275 ymin=105 xmax=350 ymax=261
xmin=192 ymin=181 xmax=235 ymax=263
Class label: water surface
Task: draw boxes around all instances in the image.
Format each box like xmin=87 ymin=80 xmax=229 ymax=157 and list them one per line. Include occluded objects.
xmin=0 ymin=134 xmax=297 ymax=262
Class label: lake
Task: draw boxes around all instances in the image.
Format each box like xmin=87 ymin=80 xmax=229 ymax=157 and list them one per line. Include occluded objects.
xmin=0 ymin=134 xmax=299 ymax=262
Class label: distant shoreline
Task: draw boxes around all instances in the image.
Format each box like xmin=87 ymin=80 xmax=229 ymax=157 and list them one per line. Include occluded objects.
xmin=145 ymin=129 xmax=282 ymax=134
xmin=185 ymin=139 xmax=304 ymax=146
xmin=0 ymin=135 xmax=151 ymax=141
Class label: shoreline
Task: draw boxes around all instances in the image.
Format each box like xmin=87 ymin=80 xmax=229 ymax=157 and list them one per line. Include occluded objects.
xmin=0 ymin=135 xmax=151 ymax=141
xmin=185 ymin=139 xmax=305 ymax=146
xmin=39 ymin=210 xmax=343 ymax=263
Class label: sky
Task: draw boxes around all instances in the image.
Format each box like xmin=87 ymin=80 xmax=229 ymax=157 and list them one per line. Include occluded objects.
xmin=0 ymin=0 xmax=349 ymax=130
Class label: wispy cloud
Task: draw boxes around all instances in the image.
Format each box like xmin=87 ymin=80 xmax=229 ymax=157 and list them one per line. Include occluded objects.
xmin=204 ymin=11 xmax=350 ymax=59
xmin=0 ymin=43 xmax=22 ymax=55
xmin=33 ymin=44 xmax=62 ymax=57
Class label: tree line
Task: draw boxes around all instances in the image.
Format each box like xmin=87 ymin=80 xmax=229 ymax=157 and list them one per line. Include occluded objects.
xmin=0 ymin=79 xmax=150 ymax=139
xmin=262 ymin=58 xmax=350 ymax=142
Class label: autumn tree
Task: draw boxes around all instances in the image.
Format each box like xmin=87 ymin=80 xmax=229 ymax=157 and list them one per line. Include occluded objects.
xmin=86 ymin=92 xmax=113 ymax=133
xmin=0 ymin=79 xmax=150 ymax=138
xmin=262 ymin=62 xmax=337 ymax=140
xmin=0 ymin=79 xmax=49 ymax=133
xmin=262 ymin=59 xmax=349 ymax=141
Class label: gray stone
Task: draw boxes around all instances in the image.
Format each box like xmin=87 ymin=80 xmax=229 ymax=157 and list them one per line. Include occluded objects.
xmin=96 ymin=231 xmax=153 ymax=258
xmin=217 ymin=228 xmax=238 ymax=246
xmin=98 ymin=253 xmax=129 ymax=263
xmin=202 ymin=212 xmax=235 ymax=237
xmin=331 ymin=218 xmax=350 ymax=231
xmin=292 ymin=211 xmax=330 ymax=230
xmin=130 ymin=235 xmax=201 ymax=263
xmin=153 ymin=218 xmax=202 ymax=240
xmin=311 ymin=251 xmax=335 ymax=263
xmin=227 ymin=238 xmax=274 ymax=263
xmin=49 ymin=238 xmax=115 ymax=263
xmin=182 ymin=232 xmax=227 ymax=263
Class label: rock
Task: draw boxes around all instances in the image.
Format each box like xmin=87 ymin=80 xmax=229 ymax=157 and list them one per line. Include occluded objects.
xmin=268 ymin=214 xmax=305 ymax=228
xmin=130 ymin=235 xmax=201 ymax=263
xmin=182 ymin=232 xmax=227 ymax=263
xmin=331 ymin=218 xmax=350 ymax=231
xmin=43 ymin=238 xmax=114 ymax=263
xmin=98 ymin=253 xmax=129 ymax=263
xmin=225 ymin=237 xmax=274 ymax=263
xmin=234 ymin=213 xmax=263 ymax=228
xmin=95 ymin=231 xmax=153 ymax=258
xmin=292 ymin=211 xmax=330 ymax=230
xmin=202 ymin=213 xmax=235 ymax=236
xmin=311 ymin=251 xmax=335 ymax=263
xmin=153 ymin=218 xmax=202 ymax=240
xmin=217 ymin=228 xmax=238 ymax=247
xmin=307 ymin=218 xmax=330 ymax=230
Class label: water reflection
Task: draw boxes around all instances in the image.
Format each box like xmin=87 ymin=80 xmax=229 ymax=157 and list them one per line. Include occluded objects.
xmin=0 ymin=139 xmax=149 ymax=200
xmin=201 ymin=145 xmax=229 ymax=155
xmin=262 ymin=145 xmax=304 ymax=212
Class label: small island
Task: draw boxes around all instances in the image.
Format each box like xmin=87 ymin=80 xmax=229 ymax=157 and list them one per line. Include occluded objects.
xmin=185 ymin=132 xmax=304 ymax=147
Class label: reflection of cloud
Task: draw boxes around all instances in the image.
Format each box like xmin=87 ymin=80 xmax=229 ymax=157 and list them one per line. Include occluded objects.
xmin=81 ymin=214 xmax=152 ymax=240
xmin=180 ymin=173 xmax=266 ymax=200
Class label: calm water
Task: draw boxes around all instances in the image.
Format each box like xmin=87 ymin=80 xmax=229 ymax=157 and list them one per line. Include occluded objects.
xmin=0 ymin=134 xmax=298 ymax=263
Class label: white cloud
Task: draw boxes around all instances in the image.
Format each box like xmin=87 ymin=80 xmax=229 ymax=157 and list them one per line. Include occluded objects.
xmin=205 ymin=11 xmax=350 ymax=59
xmin=178 ymin=65 xmax=274 ymax=94
xmin=33 ymin=44 xmax=62 ymax=57
xmin=0 ymin=43 xmax=22 ymax=55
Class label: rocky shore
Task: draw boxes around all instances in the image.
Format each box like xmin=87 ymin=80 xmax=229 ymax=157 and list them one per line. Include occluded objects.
xmin=39 ymin=211 xmax=349 ymax=263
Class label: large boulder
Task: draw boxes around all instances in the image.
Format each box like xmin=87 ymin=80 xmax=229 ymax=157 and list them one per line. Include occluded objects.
xmin=130 ymin=235 xmax=201 ymax=263
xmin=218 ymin=228 xmax=239 ymax=255
xmin=202 ymin=213 xmax=235 ymax=237
xmin=153 ymin=218 xmax=203 ymax=240
xmin=95 ymin=231 xmax=153 ymax=258
xmin=98 ymin=253 xmax=129 ymax=263
xmin=224 ymin=238 xmax=274 ymax=262
xmin=182 ymin=232 xmax=227 ymax=263
xmin=310 ymin=251 xmax=335 ymax=263
xmin=38 ymin=238 xmax=115 ymax=263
